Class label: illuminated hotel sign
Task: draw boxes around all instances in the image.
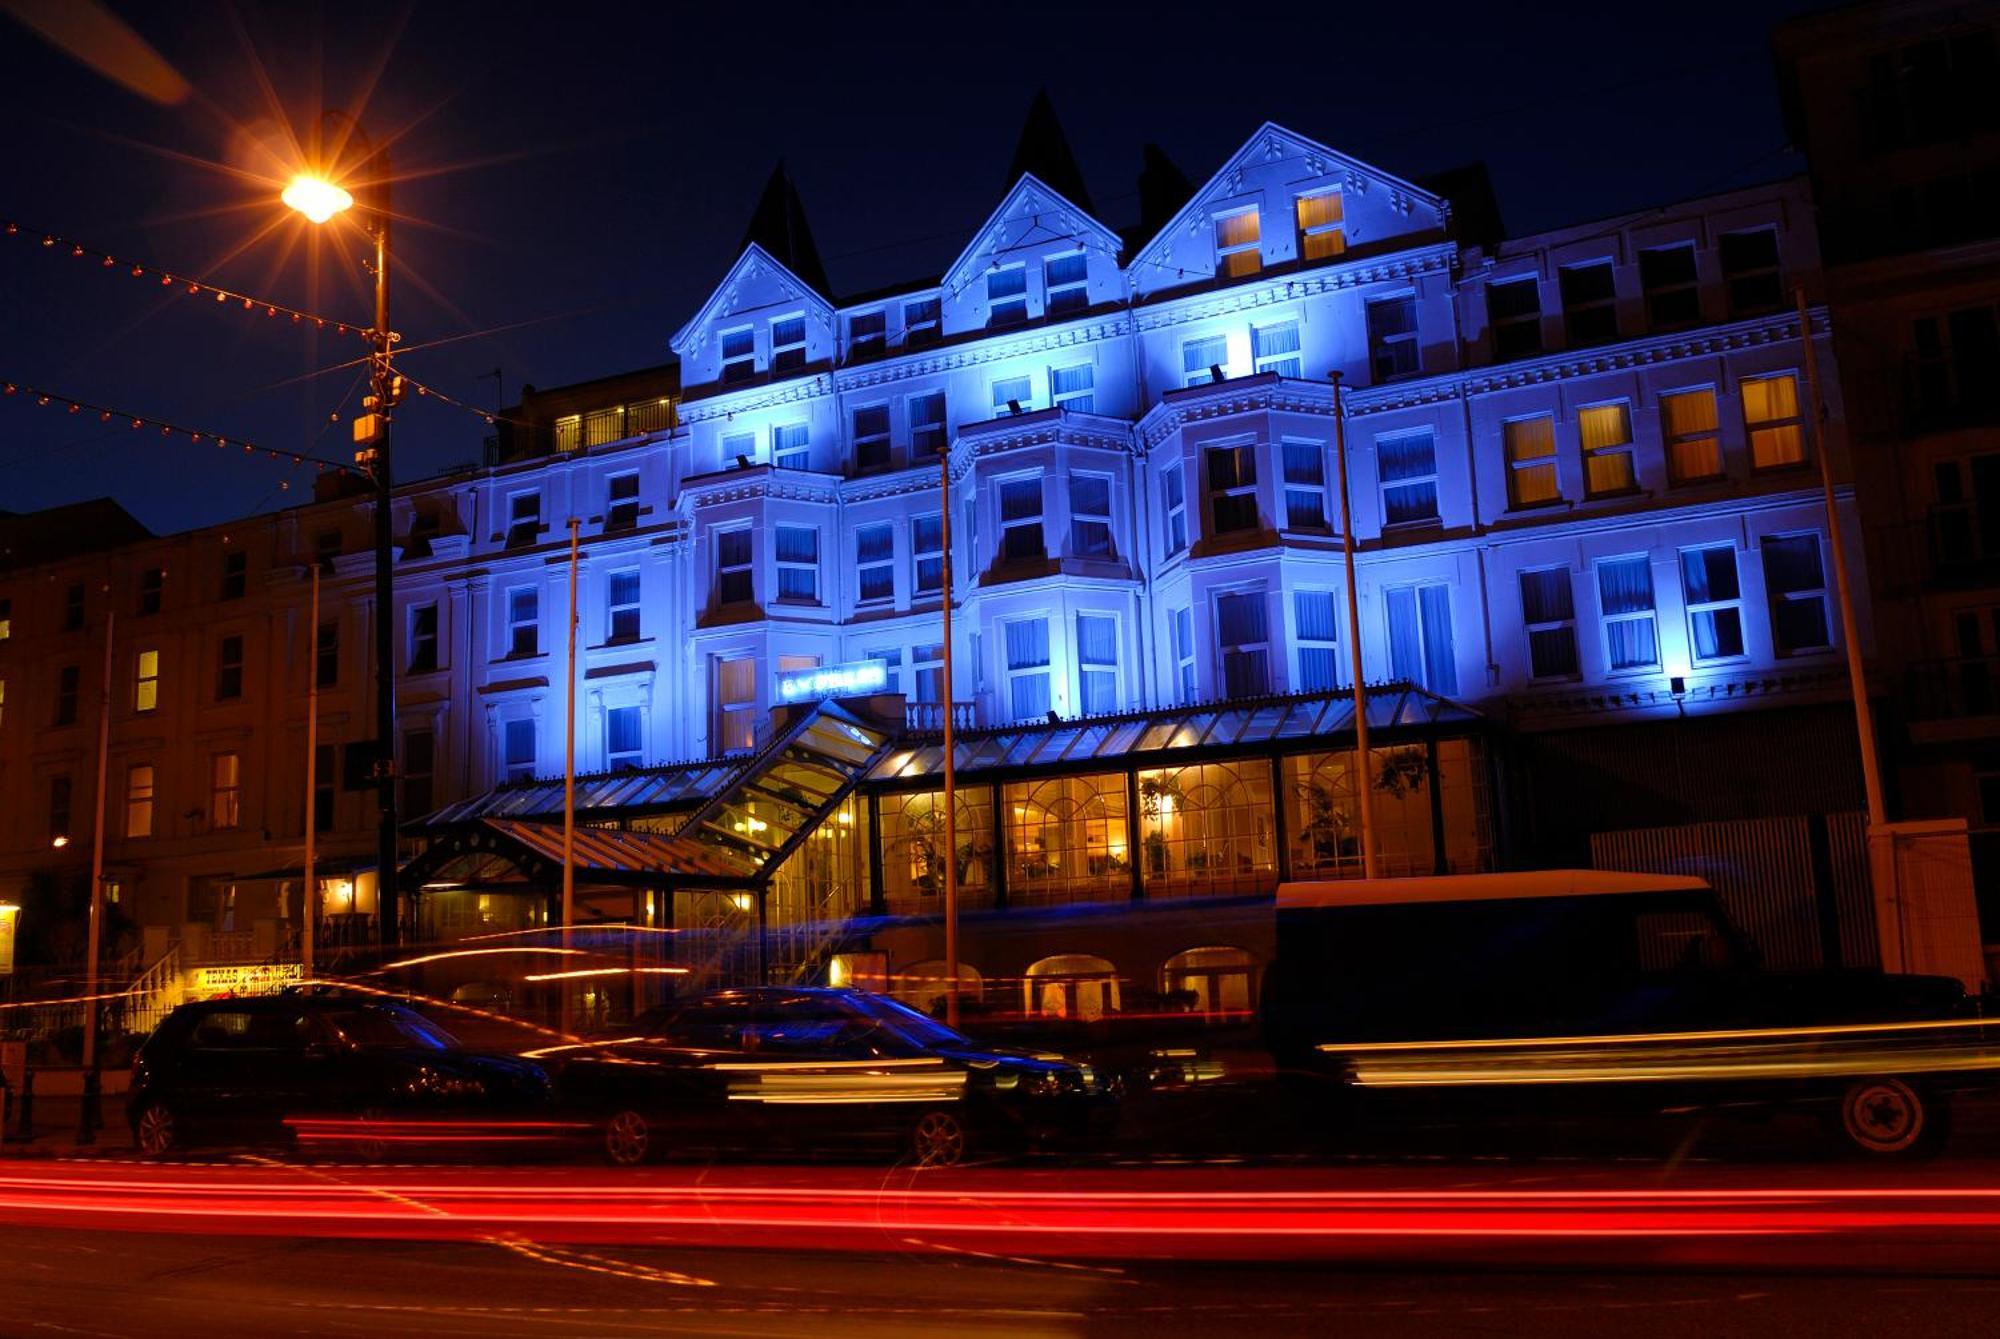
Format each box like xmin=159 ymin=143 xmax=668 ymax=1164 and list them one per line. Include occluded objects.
xmin=776 ymin=659 xmax=889 ymax=703
xmin=187 ymin=962 xmax=305 ymax=998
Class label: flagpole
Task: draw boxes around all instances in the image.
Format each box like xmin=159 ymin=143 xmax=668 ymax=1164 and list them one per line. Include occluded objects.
xmin=1332 ymin=372 xmax=1380 ymax=879
xmin=939 ymin=444 xmax=960 ymax=1031
xmin=303 ymin=565 xmax=320 ymax=979
xmin=562 ymin=517 xmax=580 ymax=1033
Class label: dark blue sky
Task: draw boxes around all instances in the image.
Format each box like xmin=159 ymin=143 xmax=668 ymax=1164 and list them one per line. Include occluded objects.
xmin=0 ymin=0 xmax=1824 ymax=534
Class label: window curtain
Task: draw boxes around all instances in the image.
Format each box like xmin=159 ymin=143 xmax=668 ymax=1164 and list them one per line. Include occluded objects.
xmin=1519 ymin=567 xmax=1572 ymax=624
xmin=1005 ymin=618 xmax=1050 ymax=671
xmin=1216 ymin=592 xmax=1267 ymax=646
xmin=1419 ymin=585 xmax=1458 ymax=695
xmin=1386 ymin=586 xmax=1423 ymax=684
xmin=1075 ymin=614 xmax=1117 ymax=666
xmin=1294 ymin=590 xmax=1339 ymax=643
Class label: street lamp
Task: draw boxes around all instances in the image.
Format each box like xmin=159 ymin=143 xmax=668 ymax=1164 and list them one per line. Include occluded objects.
xmin=283 ymin=122 xmax=402 ymax=954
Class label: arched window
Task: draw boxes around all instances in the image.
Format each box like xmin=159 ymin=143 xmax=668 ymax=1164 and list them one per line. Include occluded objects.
xmin=1024 ymin=954 xmax=1121 ymax=1020
xmin=1161 ymin=945 xmax=1257 ymax=1016
xmin=892 ymin=960 xmax=984 ymax=1017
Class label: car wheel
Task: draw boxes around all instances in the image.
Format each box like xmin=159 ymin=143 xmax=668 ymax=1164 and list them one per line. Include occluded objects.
xmin=911 ymin=1109 xmax=969 ymax=1168
xmin=603 ymin=1110 xmax=653 ymax=1167
xmin=134 ymin=1101 xmax=179 ymax=1157
xmin=1839 ymin=1077 xmax=1946 ymax=1158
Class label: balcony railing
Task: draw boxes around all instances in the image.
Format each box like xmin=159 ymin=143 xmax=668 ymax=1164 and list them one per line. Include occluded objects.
xmin=1907 ymin=654 xmax=2000 ymax=722
xmin=904 ymin=701 xmax=977 ymax=733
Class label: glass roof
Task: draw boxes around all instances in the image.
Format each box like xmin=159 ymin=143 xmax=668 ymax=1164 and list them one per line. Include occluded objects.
xmin=415 ymin=759 xmax=742 ymax=829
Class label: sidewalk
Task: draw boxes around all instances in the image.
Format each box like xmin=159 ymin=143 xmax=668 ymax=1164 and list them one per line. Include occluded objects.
xmin=2 ymin=1094 xmax=134 ymax=1157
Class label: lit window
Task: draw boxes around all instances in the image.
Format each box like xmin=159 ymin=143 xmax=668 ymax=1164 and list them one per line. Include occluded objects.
xmin=909 ymin=391 xmax=947 ymax=455
xmin=1560 ymin=261 xmax=1619 ymax=345
xmin=1579 ymin=402 xmax=1637 ymax=496
xmin=554 ymin=414 xmax=582 ymax=453
xmin=1763 ymin=533 xmax=1831 ymax=654
xmin=1662 ymin=388 xmax=1723 ymax=483
xmin=138 ymin=567 xmax=163 ymax=617
xmin=988 ymin=265 xmax=1028 ymax=325
xmin=1282 ymin=439 xmax=1327 ymax=530
xmin=1044 ymin=252 xmax=1089 ymax=316
xmin=1294 ymin=591 xmax=1340 ymax=692
xmin=215 ymin=635 xmax=243 ymax=701
xmin=402 ymin=729 xmax=434 ymax=816
xmin=772 ymin=423 xmax=809 ymax=471
xmin=853 ymin=403 xmax=891 ymax=472
xmin=848 ymin=309 xmax=886 ymax=360
xmin=1296 ymin=191 xmax=1345 ymax=262
xmin=1742 ymin=374 xmax=1806 ymax=469
xmin=1215 ymin=591 xmax=1270 ymax=697
xmin=1519 ymin=568 xmax=1579 ymax=679
xmin=1488 ymin=276 xmax=1543 ymax=360
xmin=504 ymin=719 xmax=536 ymax=783
xmin=135 ymin=649 xmax=159 ymax=713
xmin=607 ymin=569 xmax=641 ymax=643
xmin=1183 ymin=334 xmax=1228 ymax=387
xmin=1163 ymin=464 xmax=1188 ymax=555
xmin=775 ymin=526 xmax=819 ymax=603
xmin=506 ymin=492 xmax=540 ymax=548
xmin=1505 ymin=415 xmax=1561 ymax=508
xmin=1214 ymin=208 xmax=1261 ymax=278
xmin=903 ymin=296 xmax=940 ymax=346
xmin=713 ymin=657 xmax=756 ymax=754
xmin=409 ymin=603 xmax=439 ymax=673
xmin=913 ymin=514 xmax=944 ymax=594
xmin=219 ymin=552 xmax=246 ymax=601
xmin=911 ymin=642 xmax=944 ymax=704
xmin=1172 ymin=606 xmax=1197 ymax=703
xmin=1639 ymin=244 xmax=1701 ymax=329
xmin=991 ymin=374 xmax=1032 ymax=416
xmin=1207 ymin=444 xmax=1260 ymax=535
xmin=605 ymin=705 xmax=643 ymax=771
xmin=606 ymin=472 xmax=640 ymax=531
xmin=507 ymin=588 xmax=538 ymax=657
xmin=1253 ymin=321 xmax=1302 ymax=378
xmin=1681 ymin=546 xmax=1745 ymax=661
xmin=1076 ymin=613 xmax=1119 ymax=714
xmin=770 ymin=315 xmax=807 ymax=373
xmin=1385 ymin=584 xmax=1458 ymax=693
xmin=999 ymin=476 xmax=1046 ymax=563
xmin=210 ymin=752 xmax=241 ymax=831
xmin=716 ymin=529 xmax=753 ymax=606
xmin=1070 ymin=474 xmax=1114 ymax=557
xmin=1721 ymin=230 xmax=1783 ymax=315
xmin=1377 ymin=429 xmax=1440 ymax=525
xmin=1051 ymin=363 xmax=1094 ymax=412
xmin=1596 ymin=556 xmax=1659 ymax=671
xmin=856 ymin=523 xmax=895 ymax=603
xmin=124 ymin=763 xmax=155 ymax=839
xmin=1366 ymin=296 xmax=1419 ymax=380
xmin=316 ymin=620 xmax=339 ymax=689
xmin=720 ymin=327 xmax=756 ymax=384
xmin=1004 ymin=618 xmax=1052 ymax=720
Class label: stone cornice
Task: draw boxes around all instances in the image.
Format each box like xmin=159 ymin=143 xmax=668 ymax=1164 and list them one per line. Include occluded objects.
xmin=1132 ymin=244 xmax=1458 ymax=332
xmin=831 ymin=316 xmax=1128 ymax=394
xmin=682 ymin=471 xmax=839 ymax=509
xmin=1138 ymin=375 xmax=1337 ymax=450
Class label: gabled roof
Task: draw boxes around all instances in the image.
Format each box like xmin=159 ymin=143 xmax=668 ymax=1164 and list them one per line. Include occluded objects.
xmin=940 ymin=172 xmax=1122 ymax=298
xmin=669 ymin=242 xmax=836 ymax=358
xmin=739 ymin=161 xmax=830 ymax=297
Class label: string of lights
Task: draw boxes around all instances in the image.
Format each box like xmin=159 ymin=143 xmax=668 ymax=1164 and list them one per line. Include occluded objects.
xmin=0 ymin=218 xmax=383 ymax=342
xmin=0 ymin=380 xmax=363 ymax=481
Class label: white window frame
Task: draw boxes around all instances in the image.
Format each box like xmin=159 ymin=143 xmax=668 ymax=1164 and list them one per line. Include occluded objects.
xmin=1293 ymin=589 xmax=1341 ymax=692
xmin=1280 ymin=438 xmax=1327 ymax=531
xmin=1578 ymin=401 xmax=1637 ymax=497
xmin=1003 ymin=617 xmax=1053 ymax=721
xmin=913 ymin=513 xmax=944 ymax=594
xmin=1182 ymin=333 xmax=1229 ymax=387
xmin=1069 ymin=473 xmax=1114 ymax=558
xmin=720 ymin=325 xmax=756 ymax=383
xmin=1661 ymin=386 xmax=1723 ymax=483
xmin=1639 ymin=242 xmax=1701 ymax=330
xmin=1762 ymin=532 xmax=1833 ymax=655
xmin=1172 ymin=606 xmax=1197 ymax=704
xmin=1050 ymin=362 xmax=1094 ymax=412
xmin=135 ymin=648 xmax=159 ymax=713
xmin=1075 ymin=612 xmax=1119 ymax=715
xmin=715 ymin=527 xmax=754 ymax=606
xmin=1377 ymin=429 xmax=1441 ymax=526
xmin=1163 ymin=463 xmax=1188 ymax=555
xmin=1595 ymin=555 xmax=1661 ymax=673
xmin=1043 ymin=251 xmax=1089 ymax=316
xmin=506 ymin=491 xmax=541 ymax=548
xmin=855 ymin=522 xmax=896 ymax=605
xmin=503 ymin=718 xmax=537 ymax=783
xmin=1504 ymin=414 xmax=1562 ymax=509
xmin=903 ymin=296 xmax=940 ymax=345
xmin=604 ymin=703 xmax=644 ymax=771
xmin=1295 ymin=190 xmax=1344 ymax=262
xmin=847 ymin=309 xmax=886 ymax=359
xmin=1742 ymin=373 xmax=1807 ymax=471
xmin=409 ymin=601 xmax=439 ymax=673
xmin=713 ymin=656 xmax=757 ymax=754
xmin=774 ymin=525 xmax=820 ymax=604
xmin=721 ymin=430 xmax=756 ymax=469
xmin=507 ymin=586 xmax=539 ymax=657
xmin=852 ymin=402 xmax=892 ymax=472
xmin=1214 ymin=590 xmax=1271 ymax=697
xmin=607 ymin=568 xmax=642 ymax=644
xmin=998 ymin=474 xmax=1045 ymax=563
xmin=1252 ymin=320 xmax=1303 ymax=378
xmin=1680 ymin=544 xmax=1746 ymax=663
xmin=769 ymin=314 xmax=807 ymax=373
xmin=1213 ymin=206 xmax=1262 ymax=278
xmin=987 ymin=264 xmax=1029 ymax=325
xmin=771 ymin=422 xmax=809 ymax=471
xmin=606 ymin=471 xmax=640 ymax=530
xmin=911 ymin=641 xmax=944 ymax=704
xmin=991 ymin=374 xmax=1032 ymax=417
xmin=1366 ymin=294 xmax=1420 ymax=381
xmin=1487 ymin=275 xmax=1543 ymax=359
xmin=1518 ymin=566 xmax=1580 ymax=681
xmin=908 ymin=391 xmax=946 ymax=455
xmin=1206 ymin=442 xmax=1260 ymax=535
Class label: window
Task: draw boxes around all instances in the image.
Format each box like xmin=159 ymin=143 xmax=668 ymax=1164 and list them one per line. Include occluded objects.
xmin=1559 ymin=260 xmax=1618 ymax=345
xmin=1487 ymin=276 xmax=1543 ymax=360
xmin=409 ymin=603 xmax=439 ymax=673
xmin=1596 ymin=556 xmax=1659 ymax=671
xmin=125 ymin=763 xmax=155 ymax=839
xmin=716 ymin=529 xmax=753 ymax=606
xmin=1282 ymin=440 xmax=1327 ymax=529
xmin=216 ymin=635 xmax=244 ymax=700
xmin=847 ymin=309 xmax=886 ymax=360
xmin=1050 ymin=363 xmax=1094 ymax=413
xmin=316 ymin=620 xmax=339 ymax=688
xmin=210 ymin=752 xmax=241 ymax=830
xmin=1044 ymin=252 xmax=1089 ymax=316
xmin=1377 ymin=429 xmax=1440 ymax=525
xmin=913 ymin=513 xmax=944 ymax=594
xmin=852 ymin=403 xmax=891 ymax=472
xmin=1214 ymin=208 xmax=1261 ymax=278
xmin=1163 ymin=464 xmax=1188 ymax=554
xmin=1295 ymin=590 xmax=1340 ymax=692
xmin=1579 ymin=402 xmax=1637 ymax=496
xmin=1253 ymin=321 xmax=1302 ymax=378
xmin=991 ymin=374 xmax=1031 ymax=416
xmin=1762 ymin=534 xmax=1831 ymax=654
xmin=1069 ymin=474 xmax=1113 ymax=557
xmin=1172 ymin=607 xmax=1197 ymax=703
xmin=1721 ymin=229 xmax=1783 ymax=315
xmin=1742 ymin=374 xmax=1806 ymax=469
xmin=903 ymin=296 xmax=940 ymax=346
xmin=607 ymin=570 xmax=641 ymax=643
xmin=1366 ymin=295 xmax=1420 ymax=381
xmin=1639 ymin=244 xmax=1700 ymax=329
xmin=909 ymin=391 xmax=946 ymax=455
xmin=1681 ymin=545 xmax=1745 ymax=661
xmin=220 ymin=551 xmax=246 ymax=601
xmin=554 ymin=414 xmax=582 ymax=453
xmin=507 ymin=588 xmax=538 ymax=656
xmin=314 ymin=744 xmax=334 ymax=831
xmin=606 ymin=472 xmax=640 ymax=530
xmin=605 ymin=705 xmax=643 ymax=771
xmin=713 ymin=657 xmax=756 ymax=753
xmin=504 ymin=719 xmax=537 ymax=783
xmin=135 ymin=649 xmax=159 ymax=713
xmin=506 ymin=492 xmax=540 ymax=548
xmin=769 ymin=315 xmax=807 ymax=373
xmin=999 ymin=476 xmax=1046 ymax=563
xmin=49 ymin=775 xmax=72 ymax=843
xmin=1519 ymin=568 xmax=1579 ymax=679
xmin=856 ymin=523 xmax=895 ymax=603
xmin=1296 ymin=190 xmax=1345 ymax=262
xmin=402 ymin=729 xmax=434 ymax=816
xmin=1662 ymin=388 xmax=1723 ymax=482
xmin=1504 ymin=416 xmax=1561 ymax=508
xmin=55 ymin=664 xmax=79 ymax=726
xmin=988 ymin=265 xmax=1028 ymax=325
xmin=1005 ymin=618 xmax=1052 ymax=720
xmin=775 ymin=526 xmax=819 ymax=602
xmin=1216 ymin=591 xmax=1270 ymax=697
xmin=911 ymin=642 xmax=944 ymax=703
xmin=63 ymin=582 xmax=84 ymax=632
xmin=1076 ymin=614 xmax=1118 ymax=714
xmin=137 ymin=567 xmax=163 ymax=616
xmin=1207 ymin=444 xmax=1260 ymax=535
xmin=772 ymin=423 xmax=809 ymax=471
xmin=1385 ymin=584 xmax=1458 ymax=693
xmin=1182 ymin=333 xmax=1229 ymax=387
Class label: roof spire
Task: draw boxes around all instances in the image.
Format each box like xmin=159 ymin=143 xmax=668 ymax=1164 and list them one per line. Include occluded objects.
xmin=739 ymin=160 xmax=830 ymax=296
xmin=1006 ymin=88 xmax=1093 ymax=213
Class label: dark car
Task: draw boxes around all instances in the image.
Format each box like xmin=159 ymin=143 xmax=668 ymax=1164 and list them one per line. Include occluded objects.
xmin=128 ymin=993 xmax=553 ymax=1156
xmin=558 ymin=987 xmax=1115 ymax=1167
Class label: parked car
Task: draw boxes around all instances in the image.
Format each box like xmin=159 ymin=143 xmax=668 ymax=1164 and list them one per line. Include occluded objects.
xmin=128 ymin=992 xmax=554 ymax=1156
xmin=557 ymin=986 xmax=1116 ymax=1167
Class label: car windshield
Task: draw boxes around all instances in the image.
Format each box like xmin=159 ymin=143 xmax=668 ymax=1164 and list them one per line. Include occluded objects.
xmin=322 ymin=1006 xmax=457 ymax=1051
xmin=852 ymin=994 xmax=971 ymax=1050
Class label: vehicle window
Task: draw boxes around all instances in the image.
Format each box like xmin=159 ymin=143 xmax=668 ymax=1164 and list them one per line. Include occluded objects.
xmin=245 ymin=1011 xmax=315 ymax=1051
xmin=1636 ymin=911 xmax=1729 ymax=973
xmin=188 ymin=1010 xmax=257 ymax=1049
xmin=664 ymin=1000 xmax=750 ymax=1049
xmin=855 ymin=994 xmax=969 ymax=1050
xmin=321 ymin=1007 xmax=456 ymax=1050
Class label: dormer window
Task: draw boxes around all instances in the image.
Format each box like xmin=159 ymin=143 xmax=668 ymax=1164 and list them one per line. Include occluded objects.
xmin=988 ymin=265 xmax=1028 ymax=326
xmin=720 ymin=327 xmax=756 ymax=384
xmin=848 ymin=309 xmax=886 ymax=360
xmin=904 ymin=296 xmax=940 ymax=346
xmin=506 ymin=492 xmax=541 ymax=549
xmin=1215 ymin=208 xmax=1262 ymax=279
xmin=770 ymin=316 xmax=807 ymax=373
xmin=1043 ymin=252 xmax=1089 ymax=317
xmin=1296 ymin=191 xmax=1345 ymax=262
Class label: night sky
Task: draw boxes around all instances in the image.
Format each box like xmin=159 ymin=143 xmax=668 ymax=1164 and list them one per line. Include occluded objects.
xmin=1 ymin=0 xmax=1825 ymax=535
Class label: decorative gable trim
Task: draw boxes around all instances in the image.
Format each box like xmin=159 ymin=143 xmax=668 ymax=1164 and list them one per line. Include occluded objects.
xmin=940 ymin=173 xmax=1122 ymax=298
xmin=670 ymin=243 xmax=836 ymax=358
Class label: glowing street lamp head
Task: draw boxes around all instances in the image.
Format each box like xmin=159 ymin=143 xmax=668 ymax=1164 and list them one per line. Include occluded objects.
xmin=282 ymin=174 xmax=353 ymax=225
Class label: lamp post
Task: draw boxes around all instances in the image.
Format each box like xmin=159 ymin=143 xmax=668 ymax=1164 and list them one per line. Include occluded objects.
xmin=283 ymin=120 xmax=401 ymax=952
